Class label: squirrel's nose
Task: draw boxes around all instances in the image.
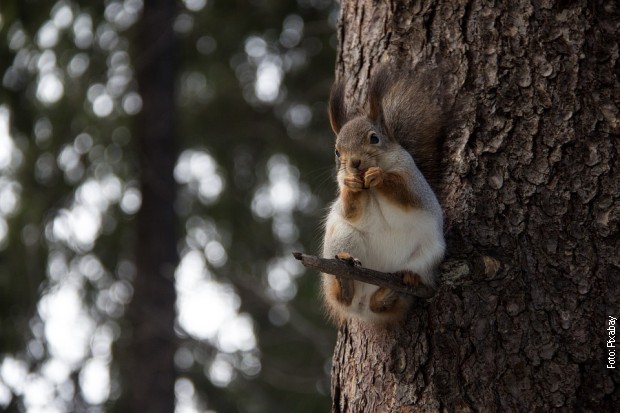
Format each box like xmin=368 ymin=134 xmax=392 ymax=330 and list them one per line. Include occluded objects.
xmin=349 ymin=158 xmax=361 ymax=169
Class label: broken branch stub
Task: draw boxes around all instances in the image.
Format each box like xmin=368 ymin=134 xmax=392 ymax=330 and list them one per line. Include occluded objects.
xmin=292 ymin=252 xmax=435 ymax=299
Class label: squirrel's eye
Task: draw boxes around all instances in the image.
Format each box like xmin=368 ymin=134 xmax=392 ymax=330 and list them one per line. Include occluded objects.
xmin=335 ymin=149 xmax=340 ymax=158
xmin=370 ymin=133 xmax=380 ymax=144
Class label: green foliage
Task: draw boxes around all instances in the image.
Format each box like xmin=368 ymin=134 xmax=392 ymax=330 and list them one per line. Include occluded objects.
xmin=0 ymin=0 xmax=337 ymax=411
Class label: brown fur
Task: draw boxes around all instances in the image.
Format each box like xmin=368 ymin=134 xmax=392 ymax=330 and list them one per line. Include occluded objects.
xmin=333 ymin=276 xmax=354 ymax=306
xmin=368 ymin=289 xmax=411 ymax=323
xmin=322 ymin=275 xmax=354 ymax=324
xmin=341 ymin=186 xmax=367 ymax=221
xmin=368 ymin=287 xmax=399 ymax=312
xmin=375 ymin=171 xmax=421 ymax=209
xmin=401 ymin=271 xmax=422 ymax=286
xmin=342 ymin=165 xmax=421 ymax=218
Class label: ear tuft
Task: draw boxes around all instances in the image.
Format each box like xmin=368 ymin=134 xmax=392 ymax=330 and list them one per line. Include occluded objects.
xmin=367 ymin=65 xmax=393 ymax=123
xmin=328 ymin=81 xmax=347 ymax=134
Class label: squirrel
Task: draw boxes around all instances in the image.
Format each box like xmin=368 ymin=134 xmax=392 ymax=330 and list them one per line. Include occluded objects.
xmin=321 ymin=64 xmax=447 ymax=325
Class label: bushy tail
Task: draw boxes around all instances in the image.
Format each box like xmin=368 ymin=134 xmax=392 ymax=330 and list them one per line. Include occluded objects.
xmin=367 ymin=64 xmax=449 ymax=194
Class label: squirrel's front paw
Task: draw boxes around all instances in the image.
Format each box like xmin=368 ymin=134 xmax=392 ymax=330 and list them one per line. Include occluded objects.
xmin=336 ymin=252 xmax=362 ymax=267
xmin=344 ymin=174 xmax=364 ymax=192
xmin=363 ymin=166 xmax=384 ymax=188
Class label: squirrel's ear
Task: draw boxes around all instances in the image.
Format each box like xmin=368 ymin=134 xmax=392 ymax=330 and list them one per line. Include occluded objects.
xmin=328 ymin=81 xmax=347 ymax=135
xmin=367 ymin=65 xmax=391 ymax=124
xmin=368 ymin=65 xmax=399 ymax=139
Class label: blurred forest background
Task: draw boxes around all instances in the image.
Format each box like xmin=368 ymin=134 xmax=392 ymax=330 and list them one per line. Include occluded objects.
xmin=0 ymin=0 xmax=338 ymax=412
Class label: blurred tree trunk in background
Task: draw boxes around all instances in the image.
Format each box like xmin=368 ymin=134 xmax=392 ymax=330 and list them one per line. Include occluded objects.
xmin=120 ymin=0 xmax=178 ymax=412
xmin=330 ymin=0 xmax=619 ymax=411
xmin=1 ymin=0 xmax=338 ymax=411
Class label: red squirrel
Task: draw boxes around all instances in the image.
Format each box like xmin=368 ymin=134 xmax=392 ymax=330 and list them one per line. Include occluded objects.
xmin=321 ymin=64 xmax=447 ymax=325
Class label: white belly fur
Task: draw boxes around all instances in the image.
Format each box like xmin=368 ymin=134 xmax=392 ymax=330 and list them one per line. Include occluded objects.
xmin=324 ymin=192 xmax=444 ymax=320
xmin=354 ymin=194 xmax=443 ymax=281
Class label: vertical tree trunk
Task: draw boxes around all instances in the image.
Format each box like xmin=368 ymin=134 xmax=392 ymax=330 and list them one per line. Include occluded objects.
xmin=331 ymin=0 xmax=619 ymax=411
xmin=121 ymin=1 xmax=178 ymax=412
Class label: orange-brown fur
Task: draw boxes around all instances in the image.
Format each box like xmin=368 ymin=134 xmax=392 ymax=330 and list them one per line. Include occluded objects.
xmin=368 ymin=288 xmax=412 ymax=324
xmin=333 ymin=276 xmax=354 ymax=306
xmin=342 ymin=167 xmax=420 ymax=216
xmin=340 ymin=185 xmax=367 ymax=221
xmin=375 ymin=170 xmax=421 ymax=209
xmin=401 ymin=271 xmax=422 ymax=286
xmin=325 ymin=277 xmax=411 ymax=325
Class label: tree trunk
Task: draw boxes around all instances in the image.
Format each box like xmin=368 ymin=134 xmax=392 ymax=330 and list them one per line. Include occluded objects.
xmin=330 ymin=0 xmax=619 ymax=411
xmin=120 ymin=1 xmax=178 ymax=412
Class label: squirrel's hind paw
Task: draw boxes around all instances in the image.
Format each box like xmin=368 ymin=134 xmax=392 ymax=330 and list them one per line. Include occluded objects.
xmin=369 ymin=287 xmax=399 ymax=313
xmin=401 ymin=271 xmax=422 ymax=287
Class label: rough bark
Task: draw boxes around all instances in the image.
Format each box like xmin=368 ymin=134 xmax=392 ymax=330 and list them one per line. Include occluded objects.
xmin=330 ymin=0 xmax=619 ymax=412
xmin=120 ymin=1 xmax=178 ymax=412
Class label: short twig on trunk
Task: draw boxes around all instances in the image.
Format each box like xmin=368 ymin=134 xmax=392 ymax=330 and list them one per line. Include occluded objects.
xmin=292 ymin=252 xmax=435 ymax=299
